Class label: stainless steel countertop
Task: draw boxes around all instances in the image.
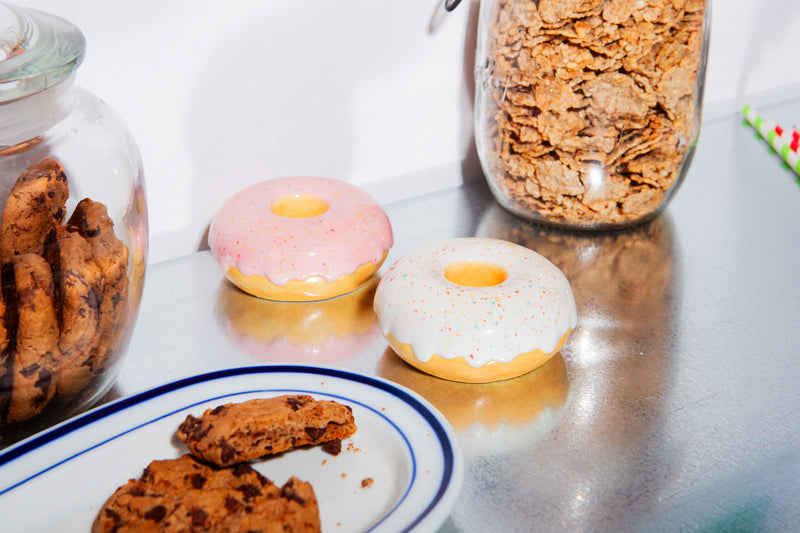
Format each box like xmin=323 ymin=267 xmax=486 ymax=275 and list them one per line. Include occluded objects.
xmin=116 ymin=99 xmax=800 ymax=532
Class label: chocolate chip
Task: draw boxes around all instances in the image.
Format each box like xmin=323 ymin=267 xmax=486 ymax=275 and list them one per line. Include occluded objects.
xmin=103 ymin=508 xmax=121 ymax=524
xmin=111 ymin=290 xmax=123 ymax=309
xmin=178 ymin=414 xmax=201 ymax=435
xmin=178 ymin=415 xmax=211 ymax=442
xmin=281 ymin=482 xmax=306 ymax=505
xmin=286 ymin=396 xmax=307 ymax=411
xmin=219 ymin=439 xmax=237 ymax=464
xmin=235 ymin=463 xmax=271 ymax=486
xmin=34 ymin=368 xmax=52 ymax=393
xmin=65 ymin=207 xmax=101 ymax=238
xmin=305 ymin=426 xmax=327 ymax=440
xmin=144 ymin=505 xmax=167 ymax=522
xmin=322 ymin=438 xmax=342 ymax=456
xmin=83 ymin=286 xmax=103 ymax=311
xmin=19 ymin=363 xmax=40 ymax=378
xmin=190 ymin=473 xmax=206 ymax=489
xmin=188 ymin=507 xmax=208 ymax=527
xmin=254 ymin=470 xmax=272 ymax=487
xmin=236 ymin=483 xmax=262 ymax=501
xmin=225 ymin=496 xmax=244 ymax=513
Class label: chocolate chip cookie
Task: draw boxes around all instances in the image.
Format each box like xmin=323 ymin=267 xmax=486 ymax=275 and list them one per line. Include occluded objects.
xmin=0 ymin=280 xmax=10 ymax=419
xmin=48 ymin=229 xmax=103 ymax=397
xmin=4 ymin=253 xmax=61 ymax=423
xmin=65 ymin=198 xmax=130 ymax=373
xmin=0 ymin=158 xmax=130 ymax=424
xmin=91 ymin=454 xmax=321 ymax=533
xmin=177 ymin=395 xmax=357 ymax=467
xmin=0 ymin=157 xmax=68 ymax=263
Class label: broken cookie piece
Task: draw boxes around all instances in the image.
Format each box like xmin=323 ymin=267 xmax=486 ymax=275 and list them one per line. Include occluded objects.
xmin=92 ymin=454 xmax=321 ymax=533
xmin=176 ymin=395 xmax=357 ymax=467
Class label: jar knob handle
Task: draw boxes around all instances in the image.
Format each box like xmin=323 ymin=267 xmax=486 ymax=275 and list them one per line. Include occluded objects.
xmin=444 ymin=0 xmax=462 ymax=11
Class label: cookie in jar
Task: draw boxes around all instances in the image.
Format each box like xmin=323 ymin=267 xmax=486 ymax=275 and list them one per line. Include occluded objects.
xmin=0 ymin=3 xmax=147 ymax=442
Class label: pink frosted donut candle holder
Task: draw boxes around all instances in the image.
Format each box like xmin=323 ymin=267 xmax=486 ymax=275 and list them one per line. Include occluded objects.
xmin=209 ymin=177 xmax=393 ymax=302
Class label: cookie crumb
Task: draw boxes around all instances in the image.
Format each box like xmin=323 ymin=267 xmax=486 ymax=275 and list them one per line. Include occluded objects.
xmin=321 ymin=438 xmax=342 ymax=456
xmin=360 ymin=477 xmax=374 ymax=489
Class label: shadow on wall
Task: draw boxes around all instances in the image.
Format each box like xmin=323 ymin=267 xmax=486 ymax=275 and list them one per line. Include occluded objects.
xmin=735 ymin=0 xmax=800 ymax=102
xmin=187 ymin=0 xmax=479 ymax=254
xmin=459 ymin=0 xmax=482 ymax=182
xmin=185 ymin=2 xmax=358 ymax=256
xmin=431 ymin=0 xmax=483 ymax=183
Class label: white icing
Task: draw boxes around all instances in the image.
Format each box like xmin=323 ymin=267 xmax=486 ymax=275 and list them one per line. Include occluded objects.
xmin=373 ymin=237 xmax=577 ymax=367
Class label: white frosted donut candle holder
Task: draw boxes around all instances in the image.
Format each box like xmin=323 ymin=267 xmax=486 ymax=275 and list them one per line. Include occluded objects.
xmin=209 ymin=177 xmax=393 ymax=302
xmin=373 ymin=237 xmax=577 ymax=383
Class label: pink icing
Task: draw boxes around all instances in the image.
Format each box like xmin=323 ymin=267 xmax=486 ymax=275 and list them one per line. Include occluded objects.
xmin=208 ymin=177 xmax=393 ymax=285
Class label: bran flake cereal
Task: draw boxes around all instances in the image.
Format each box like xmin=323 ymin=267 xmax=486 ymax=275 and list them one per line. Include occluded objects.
xmin=476 ymin=0 xmax=708 ymax=228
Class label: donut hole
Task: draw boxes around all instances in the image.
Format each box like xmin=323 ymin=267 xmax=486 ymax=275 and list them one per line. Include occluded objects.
xmin=271 ymin=195 xmax=329 ymax=218
xmin=444 ymin=261 xmax=507 ymax=288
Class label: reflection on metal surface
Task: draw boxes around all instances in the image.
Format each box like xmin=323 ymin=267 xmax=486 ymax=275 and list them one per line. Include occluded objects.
xmin=378 ymin=351 xmax=569 ymax=456
xmin=215 ymin=276 xmax=380 ymax=363
xmin=452 ymin=203 xmax=682 ymax=531
xmin=477 ymin=201 xmax=678 ymax=369
xmin=111 ymin=112 xmax=800 ymax=530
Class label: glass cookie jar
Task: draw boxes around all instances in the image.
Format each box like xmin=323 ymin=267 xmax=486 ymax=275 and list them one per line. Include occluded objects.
xmin=0 ymin=2 xmax=147 ymax=442
xmin=474 ymin=0 xmax=710 ymax=230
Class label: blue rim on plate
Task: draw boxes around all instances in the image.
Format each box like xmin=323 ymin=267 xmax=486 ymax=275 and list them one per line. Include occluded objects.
xmin=0 ymin=364 xmax=463 ymax=532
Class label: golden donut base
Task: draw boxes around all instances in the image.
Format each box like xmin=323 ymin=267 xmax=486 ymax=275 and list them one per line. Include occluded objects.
xmin=224 ymin=252 xmax=387 ymax=302
xmin=384 ymin=329 xmax=572 ymax=383
xmin=218 ymin=277 xmax=379 ymax=344
xmin=378 ymin=352 xmax=569 ymax=430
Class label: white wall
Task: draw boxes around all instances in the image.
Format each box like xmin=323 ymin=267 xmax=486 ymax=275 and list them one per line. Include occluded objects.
xmin=12 ymin=1 xmax=800 ymax=264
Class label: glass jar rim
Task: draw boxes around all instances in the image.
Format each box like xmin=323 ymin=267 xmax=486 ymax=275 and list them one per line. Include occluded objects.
xmin=0 ymin=1 xmax=85 ymax=104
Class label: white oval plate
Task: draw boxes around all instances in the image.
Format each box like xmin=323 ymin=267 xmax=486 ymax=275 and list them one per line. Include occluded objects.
xmin=0 ymin=365 xmax=463 ymax=532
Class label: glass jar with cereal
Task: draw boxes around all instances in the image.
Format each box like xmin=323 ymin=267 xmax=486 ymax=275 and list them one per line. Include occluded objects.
xmin=474 ymin=0 xmax=710 ymax=229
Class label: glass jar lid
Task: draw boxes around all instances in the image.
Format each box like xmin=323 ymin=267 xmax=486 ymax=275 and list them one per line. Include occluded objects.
xmin=0 ymin=1 xmax=84 ymax=103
